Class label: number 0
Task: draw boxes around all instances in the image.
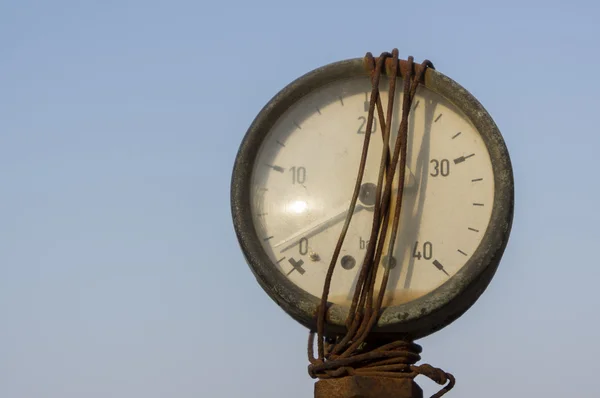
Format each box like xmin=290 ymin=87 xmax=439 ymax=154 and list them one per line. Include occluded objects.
xmin=440 ymin=159 xmax=450 ymax=176
xmin=299 ymin=237 xmax=308 ymax=255
xmin=423 ymin=241 xmax=433 ymax=260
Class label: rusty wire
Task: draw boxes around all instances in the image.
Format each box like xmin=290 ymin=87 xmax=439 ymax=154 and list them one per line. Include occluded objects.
xmin=307 ymin=49 xmax=455 ymax=398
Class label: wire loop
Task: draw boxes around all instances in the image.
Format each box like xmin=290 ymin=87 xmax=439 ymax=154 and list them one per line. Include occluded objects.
xmin=307 ymin=49 xmax=454 ymax=398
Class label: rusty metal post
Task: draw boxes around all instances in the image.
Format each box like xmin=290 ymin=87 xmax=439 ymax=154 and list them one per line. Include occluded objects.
xmin=315 ymin=375 xmax=423 ymax=398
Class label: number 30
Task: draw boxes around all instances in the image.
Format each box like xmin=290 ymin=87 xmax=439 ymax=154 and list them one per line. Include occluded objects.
xmin=430 ymin=159 xmax=450 ymax=177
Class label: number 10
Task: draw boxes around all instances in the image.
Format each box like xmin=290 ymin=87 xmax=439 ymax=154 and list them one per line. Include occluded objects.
xmin=290 ymin=166 xmax=306 ymax=184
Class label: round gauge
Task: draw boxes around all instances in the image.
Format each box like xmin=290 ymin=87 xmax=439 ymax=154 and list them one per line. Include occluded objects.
xmin=231 ymin=57 xmax=513 ymax=339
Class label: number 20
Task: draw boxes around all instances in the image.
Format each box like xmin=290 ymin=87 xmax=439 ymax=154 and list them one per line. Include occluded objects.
xmin=357 ymin=116 xmax=378 ymax=134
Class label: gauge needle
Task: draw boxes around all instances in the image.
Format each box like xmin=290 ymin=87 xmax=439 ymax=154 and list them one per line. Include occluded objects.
xmin=274 ymin=204 xmax=367 ymax=253
xmin=273 ymin=167 xmax=416 ymax=253
xmin=404 ymin=166 xmax=416 ymax=190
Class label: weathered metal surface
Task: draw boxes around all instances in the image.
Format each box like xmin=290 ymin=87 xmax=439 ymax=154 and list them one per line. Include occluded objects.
xmin=315 ymin=376 xmax=423 ymax=398
xmin=232 ymin=48 xmax=513 ymax=398
xmin=362 ymin=57 xmax=430 ymax=82
xmin=308 ymin=338 xmax=454 ymax=398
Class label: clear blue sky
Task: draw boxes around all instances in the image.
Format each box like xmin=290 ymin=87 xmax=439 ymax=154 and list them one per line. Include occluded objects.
xmin=1 ymin=1 xmax=598 ymax=397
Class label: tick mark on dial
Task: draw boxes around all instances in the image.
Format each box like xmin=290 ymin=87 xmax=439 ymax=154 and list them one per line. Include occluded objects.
xmin=264 ymin=236 xmax=274 ymax=241
xmin=454 ymin=153 xmax=475 ymax=164
xmin=472 ymin=178 xmax=483 ymax=182
xmin=452 ymin=131 xmax=461 ymax=139
xmin=457 ymin=249 xmax=468 ymax=256
xmin=413 ymin=100 xmax=420 ymax=111
xmin=277 ymin=257 xmax=286 ymax=263
xmin=257 ymin=213 xmax=268 ymax=217
xmin=287 ymin=257 xmax=306 ymax=275
xmin=339 ymin=96 xmax=344 ymax=106
xmin=473 ymin=203 xmax=484 ymax=206
xmin=433 ymin=259 xmax=450 ymax=276
xmin=293 ymin=121 xmax=302 ymax=130
xmin=468 ymin=227 xmax=479 ymax=232
xmin=276 ymin=140 xmax=286 ymax=147
xmin=316 ymin=106 xmax=322 ymax=115
xmin=434 ymin=114 xmax=442 ymax=123
xmin=266 ymin=164 xmax=285 ymax=173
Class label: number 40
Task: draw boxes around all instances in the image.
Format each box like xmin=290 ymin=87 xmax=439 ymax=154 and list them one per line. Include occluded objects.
xmin=412 ymin=241 xmax=433 ymax=260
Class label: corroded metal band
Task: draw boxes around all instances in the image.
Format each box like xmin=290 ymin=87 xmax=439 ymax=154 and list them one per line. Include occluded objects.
xmin=230 ymin=57 xmax=514 ymax=340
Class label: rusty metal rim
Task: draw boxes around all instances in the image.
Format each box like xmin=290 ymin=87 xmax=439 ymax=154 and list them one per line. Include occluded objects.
xmin=230 ymin=57 xmax=514 ymax=340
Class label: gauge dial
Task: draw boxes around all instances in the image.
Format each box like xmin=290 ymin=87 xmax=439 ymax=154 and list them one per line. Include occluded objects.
xmin=250 ymin=76 xmax=494 ymax=307
xmin=232 ymin=57 xmax=513 ymax=338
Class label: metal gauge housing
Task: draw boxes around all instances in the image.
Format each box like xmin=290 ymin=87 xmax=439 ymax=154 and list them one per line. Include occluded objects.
xmin=231 ymin=57 xmax=514 ymax=340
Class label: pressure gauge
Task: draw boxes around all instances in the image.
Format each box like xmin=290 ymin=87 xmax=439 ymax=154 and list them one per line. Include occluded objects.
xmin=231 ymin=57 xmax=513 ymax=339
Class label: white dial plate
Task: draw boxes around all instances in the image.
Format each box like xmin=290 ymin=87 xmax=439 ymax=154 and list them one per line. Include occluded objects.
xmin=250 ymin=76 xmax=494 ymax=307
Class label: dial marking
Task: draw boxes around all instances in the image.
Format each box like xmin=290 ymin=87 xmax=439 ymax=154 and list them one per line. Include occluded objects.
xmin=293 ymin=121 xmax=302 ymax=130
xmin=472 ymin=178 xmax=483 ymax=182
xmin=468 ymin=227 xmax=479 ymax=232
xmin=473 ymin=203 xmax=484 ymax=206
xmin=316 ymin=106 xmax=322 ymax=115
xmin=264 ymin=236 xmax=274 ymax=241
xmin=339 ymin=96 xmax=344 ymax=106
xmin=277 ymin=256 xmax=286 ymax=263
xmin=434 ymin=113 xmax=442 ymax=122
xmin=276 ymin=140 xmax=286 ymax=147
xmin=257 ymin=213 xmax=268 ymax=217
xmin=403 ymin=262 xmax=415 ymax=289
xmin=413 ymin=100 xmax=420 ymax=111
xmin=452 ymin=131 xmax=461 ymax=139
xmin=287 ymin=257 xmax=306 ymax=275
xmin=453 ymin=153 xmax=475 ymax=164
xmin=432 ymin=259 xmax=450 ymax=276
xmin=266 ymin=164 xmax=285 ymax=173
xmin=457 ymin=249 xmax=468 ymax=256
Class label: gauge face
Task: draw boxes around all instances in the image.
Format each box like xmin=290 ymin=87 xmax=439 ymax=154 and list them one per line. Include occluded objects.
xmin=249 ymin=76 xmax=494 ymax=308
xmin=232 ymin=58 xmax=513 ymax=337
